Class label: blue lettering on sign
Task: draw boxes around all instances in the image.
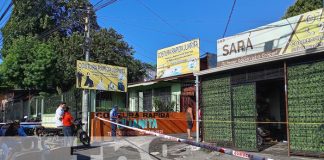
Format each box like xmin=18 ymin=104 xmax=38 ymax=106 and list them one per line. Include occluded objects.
xmin=133 ymin=119 xmax=138 ymax=128
xmin=151 ymin=119 xmax=158 ymax=128
xmin=138 ymin=119 xmax=147 ymax=129
xmin=117 ymin=119 xmax=158 ymax=129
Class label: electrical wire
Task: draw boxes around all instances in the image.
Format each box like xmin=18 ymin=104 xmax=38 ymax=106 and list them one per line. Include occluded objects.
xmin=222 ymin=0 xmax=237 ymax=38
xmin=96 ymin=16 xmax=213 ymax=64
xmin=94 ymin=0 xmax=105 ymax=7
xmin=97 ymin=16 xmax=216 ymax=45
xmin=136 ymin=0 xmax=190 ymax=41
xmin=94 ymin=0 xmax=118 ymax=12
xmin=135 ymin=0 xmax=210 ymax=55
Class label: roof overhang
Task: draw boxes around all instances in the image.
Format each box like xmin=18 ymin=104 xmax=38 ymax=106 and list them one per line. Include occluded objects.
xmin=128 ymin=73 xmax=194 ymax=88
xmin=194 ymin=47 xmax=324 ymax=77
xmin=128 ymin=81 xmax=158 ymax=88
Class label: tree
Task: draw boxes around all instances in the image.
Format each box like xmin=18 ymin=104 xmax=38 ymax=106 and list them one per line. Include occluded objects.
xmin=1 ymin=0 xmax=98 ymax=58
xmin=1 ymin=0 xmax=148 ymax=92
xmin=1 ymin=0 xmax=53 ymax=57
xmin=90 ymin=28 xmax=145 ymax=83
xmin=48 ymin=32 xmax=84 ymax=91
xmin=50 ymin=28 xmax=149 ymax=90
xmin=1 ymin=36 xmax=57 ymax=89
xmin=282 ymin=0 xmax=322 ymax=19
xmin=49 ymin=0 xmax=99 ymax=36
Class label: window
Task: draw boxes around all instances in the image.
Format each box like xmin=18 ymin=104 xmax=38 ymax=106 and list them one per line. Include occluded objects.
xmin=154 ymin=87 xmax=171 ymax=102
xmin=264 ymin=40 xmax=274 ymax=52
xmin=143 ymin=90 xmax=152 ymax=111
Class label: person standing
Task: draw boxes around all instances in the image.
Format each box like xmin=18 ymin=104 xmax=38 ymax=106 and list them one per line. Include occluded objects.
xmin=55 ymin=102 xmax=66 ymax=128
xmin=62 ymin=107 xmax=74 ymax=146
xmin=186 ymin=105 xmax=193 ymax=139
xmin=109 ymin=105 xmax=118 ymax=137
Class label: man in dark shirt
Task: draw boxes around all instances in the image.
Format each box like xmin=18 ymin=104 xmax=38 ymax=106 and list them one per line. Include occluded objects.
xmin=109 ymin=105 xmax=118 ymax=137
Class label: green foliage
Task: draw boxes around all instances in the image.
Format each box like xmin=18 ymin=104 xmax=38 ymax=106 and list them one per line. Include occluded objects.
xmin=153 ymin=97 xmax=175 ymax=112
xmin=282 ymin=0 xmax=322 ymax=19
xmin=288 ymin=61 xmax=324 ymax=153
xmin=0 ymin=0 xmax=148 ymax=92
xmin=232 ymin=84 xmax=257 ymax=151
xmin=1 ymin=0 xmax=53 ymax=56
xmin=48 ymin=33 xmax=84 ymax=90
xmin=202 ymin=75 xmax=232 ymax=144
xmin=1 ymin=36 xmax=57 ymax=89
xmin=91 ymin=28 xmax=146 ymax=83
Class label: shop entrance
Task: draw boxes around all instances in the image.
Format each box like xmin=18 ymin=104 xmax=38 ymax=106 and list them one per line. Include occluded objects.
xmin=255 ymin=79 xmax=287 ymax=150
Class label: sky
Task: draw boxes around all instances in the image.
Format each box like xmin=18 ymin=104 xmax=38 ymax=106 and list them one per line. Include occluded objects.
xmin=91 ymin=0 xmax=295 ymax=64
xmin=0 ymin=0 xmax=296 ymax=64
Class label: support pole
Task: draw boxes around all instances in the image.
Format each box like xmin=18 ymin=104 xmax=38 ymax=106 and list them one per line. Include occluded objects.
xmin=195 ymin=75 xmax=199 ymax=143
xmin=35 ymin=98 xmax=38 ymax=117
xmin=41 ymin=98 xmax=44 ymax=119
xmin=284 ymin=61 xmax=290 ymax=156
xmin=82 ymin=6 xmax=91 ymax=132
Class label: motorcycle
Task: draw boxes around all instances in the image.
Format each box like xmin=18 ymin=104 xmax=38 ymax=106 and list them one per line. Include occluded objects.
xmin=73 ymin=117 xmax=90 ymax=146
xmin=257 ymin=126 xmax=271 ymax=146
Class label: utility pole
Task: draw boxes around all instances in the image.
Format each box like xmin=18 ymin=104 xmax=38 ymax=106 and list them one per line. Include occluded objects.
xmin=82 ymin=6 xmax=91 ymax=131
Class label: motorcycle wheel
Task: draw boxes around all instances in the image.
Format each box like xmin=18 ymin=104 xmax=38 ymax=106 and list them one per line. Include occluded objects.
xmin=79 ymin=131 xmax=90 ymax=146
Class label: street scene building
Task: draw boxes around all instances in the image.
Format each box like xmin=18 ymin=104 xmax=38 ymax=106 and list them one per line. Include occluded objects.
xmin=0 ymin=0 xmax=323 ymax=159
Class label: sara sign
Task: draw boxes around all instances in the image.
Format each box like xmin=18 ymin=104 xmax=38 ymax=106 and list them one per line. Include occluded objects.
xmin=76 ymin=60 xmax=127 ymax=92
xmin=91 ymin=112 xmax=196 ymax=137
xmin=217 ymin=9 xmax=324 ymax=67
xmin=157 ymin=39 xmax=200 ymax=78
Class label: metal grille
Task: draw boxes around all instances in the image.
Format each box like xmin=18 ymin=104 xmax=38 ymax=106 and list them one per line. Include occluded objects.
xmin=231 ymin=67 xmax=284 ymax=85
xmin=143 ymin=90 xmax=152 ymax=111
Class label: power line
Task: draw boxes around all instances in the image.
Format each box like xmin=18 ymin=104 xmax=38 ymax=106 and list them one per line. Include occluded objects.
xmin=97 ymin=16 xmax=212 ymax=62
xmin=135 ymin=0 xmax=211 ymax=56
xmin=97 ymin=16 xmax=215 ymax=44
xmin=94 ymin=0 xmax=118 ymax=11
xmin=94 ymin=0 xmax=105 ymax=7
xmin=222 ymin=0 xmax=237 ymax=38
xmin=36 ymin=0 xmax=118 ymax=39
xmin=136 ymin=0 xmax=190 ymax=41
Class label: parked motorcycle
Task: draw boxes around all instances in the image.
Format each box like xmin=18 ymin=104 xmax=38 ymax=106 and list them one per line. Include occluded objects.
xmin=73 ymin=117 xmax=90 ymax=146
xmin=257 ymin=126 xmax=271 ymax=146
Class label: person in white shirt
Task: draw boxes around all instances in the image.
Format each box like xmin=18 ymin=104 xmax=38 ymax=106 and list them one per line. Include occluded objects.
xmin=55 ymin=102 xmax=66 ymax=128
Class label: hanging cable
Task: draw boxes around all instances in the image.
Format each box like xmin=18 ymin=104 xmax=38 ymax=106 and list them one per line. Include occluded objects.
xmin=222 ymin=0 xmax=237 ymax=38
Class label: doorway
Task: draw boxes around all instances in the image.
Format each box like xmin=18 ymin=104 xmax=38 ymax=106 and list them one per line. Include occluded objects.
xmin=256 ymin=79 xmax=287 ymax=150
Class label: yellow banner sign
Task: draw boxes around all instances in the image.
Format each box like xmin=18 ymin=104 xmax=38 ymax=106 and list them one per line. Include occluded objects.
xmin=157 ymin=39 xmax=200 ymax=78
xmin=284 ymin=9 xmax=324 ymax=54
xmin=76 ymin=60 xmax=127 ymax=92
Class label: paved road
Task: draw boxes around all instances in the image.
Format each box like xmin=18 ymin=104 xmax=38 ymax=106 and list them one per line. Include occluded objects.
xmin=0 ymin=136 xmax=321 ymax=160
xmin=72 ymin=136 xmax=321 ymax=160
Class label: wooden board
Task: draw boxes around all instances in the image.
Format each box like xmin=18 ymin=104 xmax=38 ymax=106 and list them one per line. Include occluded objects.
xmin=90 ymin=112 xmax=196 ymax=138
